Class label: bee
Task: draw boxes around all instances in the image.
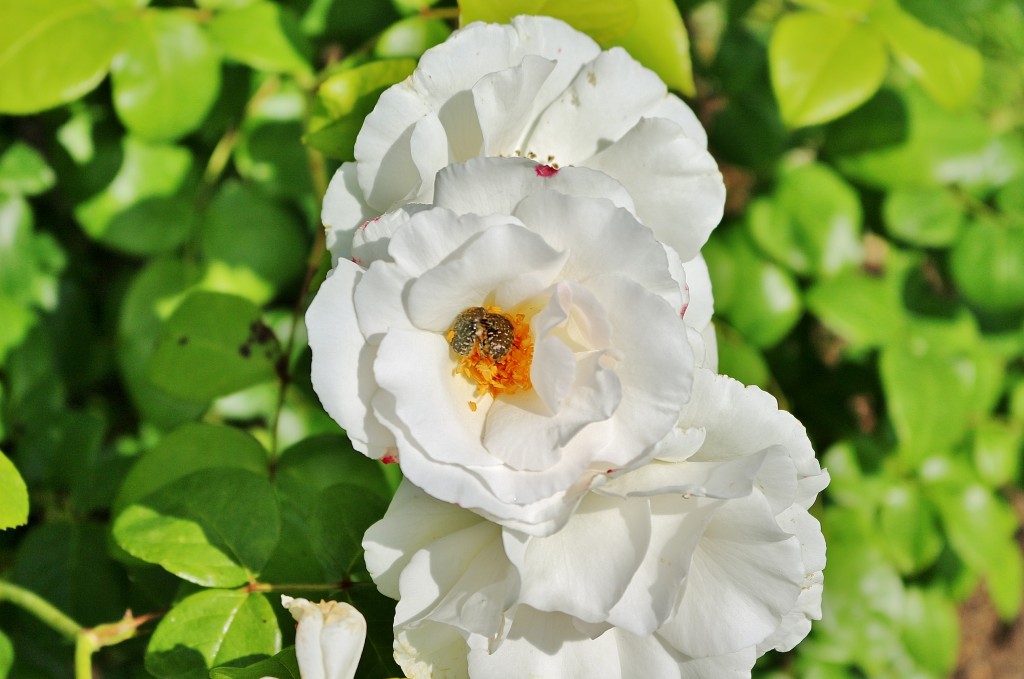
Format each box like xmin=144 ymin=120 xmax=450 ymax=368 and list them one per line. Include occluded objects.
xmin=449 ymin=307 xmax=515 ymax=360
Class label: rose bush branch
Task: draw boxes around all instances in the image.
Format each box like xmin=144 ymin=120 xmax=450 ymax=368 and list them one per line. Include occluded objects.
xmin=0 ymin=579 xmax=158 ymax=679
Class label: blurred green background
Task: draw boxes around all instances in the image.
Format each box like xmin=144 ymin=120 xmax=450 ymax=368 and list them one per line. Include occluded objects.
xmin=1 ymin=0 xmax=1023 ymax=677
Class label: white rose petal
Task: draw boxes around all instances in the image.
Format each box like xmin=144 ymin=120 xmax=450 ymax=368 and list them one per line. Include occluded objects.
xmin=323 ymin=15 xmax=724 ymax=263
xmin=309 ymin=159 xmax=702 ymax=535
xmin=362 ymin=368 xmax=828 ymax=678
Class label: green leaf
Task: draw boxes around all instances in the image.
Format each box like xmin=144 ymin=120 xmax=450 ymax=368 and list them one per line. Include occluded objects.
xmin=714 ymin=322 xmax=770 ymax=388
xmin=706 ymin=230 xmax=803 ymax=348
xmin=196 ymin=0 xmax=257 ymax=7
xmin=147 ymin=291 xmax=279 ymax=402
xmin=827 ymin=88 xmax=1024 ymax=189
xmin=747 ymin=162 xmax=862 ymax=277
xmin=0 ymin=142 xmax=56 ymax=196
xmin=971 ymin=419 xmax=1023 ymax=489
xmin=0 ymin=193 xmax=64 ymax=363
xmin=927 ymin=468 xmax=1024 ymax=620
xmin=871 ymin=0 xmax=982 ymax=110
xmin=110 ymin=10 xmax=221 ymax=141
xmin=608 ymin=0 xmax=695 ymax=95
xmin=0 ymin=295 xmax=36 ymax=365
xmin=791 ymin=0 xmax=875 ymax=13
xmin=880 ymin=345 xmax=974 ymax=462
xmin=374 ymin=16 xmax=451 ymax=59
xmin=950 ymin=218 xmax=1024 ymax=313
xmin=0 ymin=450 xmax=29 ymax=530
xmin=234 ymin=81 xmax=313 ymax=200
xmin=114 ymin=468 xmax=280 ymax=586
xmin=806 ymin=252 xmax=913 ymax=351
xmin=882 ymin=187 xmax=965 ymax=247
xmin=996 ymin=175 xmax=1024 ymax=215
xmin=73 ymin=136 xmax=195 ymax=254
xmin=923 ymin=465 xmax=1018 ymax=574
xmin=458 ymin=0 xmax=638 ymax=45
xmin=211 ymin=647 xmax=299 ymax=679
xmin=117 ymin=258 xmax=208 ymax=428
xmin=0 ymin=629 xmax=12 ymax=679
xmin=878 ymin=483 xmax=942 ymax=574
xmin=390 ymin=0 xmax=440 ymax=14
xmin=985 ymin=539 xmax=1024 ymax=620
xmin=261 ymin=436 xmax=390 ymax=583
xmin=12 ymin=522 xmax=128 ymax=625
xmin=769 ymin=11 xmax=888 ymax=127
xmin=146 ymin=590 xmax=280 ymax=679
xmin=208 ymin=2 xmax=312 ymax=76
xmin=201 ymin=181 xmax=308 ymax=295
xmin=114 ymin=422 xmax=268 ymax=516
xmin=276 ymin=435 xmax=391 ymax=503
xmin=310 ymin=483 xmax=389 ymax=580
xmin=820 ymin=441 xmax=876 ymax=509
xmin=306 ymin=59 xmax=417 ymax=160
xmin=899 ymin=587 xmax=959 ymax=676
xmin=0 ymin=0 xmax=130 ymax=114
xmin=0 ymin=193 xmax=65 ymax=311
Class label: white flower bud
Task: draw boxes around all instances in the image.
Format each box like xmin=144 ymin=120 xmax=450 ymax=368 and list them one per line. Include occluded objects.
xmin=281 ymin=595 xmax=365 ymax=679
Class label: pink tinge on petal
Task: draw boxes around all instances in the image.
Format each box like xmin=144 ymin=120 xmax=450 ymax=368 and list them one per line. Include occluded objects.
xmin=535 ymin=164 xmax=559 ymax=177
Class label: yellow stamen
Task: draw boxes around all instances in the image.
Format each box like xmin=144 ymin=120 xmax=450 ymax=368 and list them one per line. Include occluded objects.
xmin=447 ymin=305 xmax=533 ymax=399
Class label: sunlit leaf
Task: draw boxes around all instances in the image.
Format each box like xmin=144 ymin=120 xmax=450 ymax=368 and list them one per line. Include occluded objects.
xmin=882 ymin=187 xmax=965 ymax=247
xmin=705 ymin=230 xmax=803 ymax=348
xmin=900 ymin=587 xmax=958 ymax=676
xmin=209 ymin=1 xmax=312 ymax=76
xmin=110 ymin=10 xmax=221 ymax=141
xmin=0 ymin=142 xmax=56 ymax=196
xmin=769 ymin=11 xmax=887 ymax=127
xmin=878 ymin=483 xmax=942 ymax=574
xmin=971 ymin=419 xmax=1023 ymax=489
xmin=880 ymin=345 xmax=975 ymax=462
xmin=950 ymin=218 xmax=1024 ymax=313
xmin=872 ymin=0 xmax=982 ymax=110
xmin=0 ymin=0 xmax=131 ymax=114
xmin=146 ymin=589 xmax=280 ymax=679
xmin=609 ymin=0 xmax=695 ymax=95
xmin=747 ymin=162 xmax=862 ymax=277
xmin=0 ymin=629 xmax=12 ymax=679
xmin=114 ymin=468 xmax=279 ymax=586
xmin=458 ymin=0 xmax=638 ymax=45
xmin=0 ymin=450 xmax=29 ymax=530
xmin=73 ymin=137 xmax=195 ymax=254
xmin=374 ymin=15 xmax=451 ymax=59
xmin=306 ymin=59 xmax=416 ymax=160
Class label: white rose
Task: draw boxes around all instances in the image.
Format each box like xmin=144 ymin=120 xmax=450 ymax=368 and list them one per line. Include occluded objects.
xmin=363 ymin=368 xmax=829 ymax=678
xmin=308 ymin=158 xmax=707 ymax=535
xmin=278 ymin=596 xmax=365 ymax=679
xmin=323 ymin=15 xmax=724 ymax=266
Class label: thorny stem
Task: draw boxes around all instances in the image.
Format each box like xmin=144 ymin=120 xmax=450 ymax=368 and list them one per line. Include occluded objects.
xmin=0 ymin=580 xmax=159 ymax=679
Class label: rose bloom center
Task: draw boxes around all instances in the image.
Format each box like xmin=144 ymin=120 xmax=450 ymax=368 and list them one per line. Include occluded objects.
xmin=446 ymin=305 xmax=533 ymax=407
